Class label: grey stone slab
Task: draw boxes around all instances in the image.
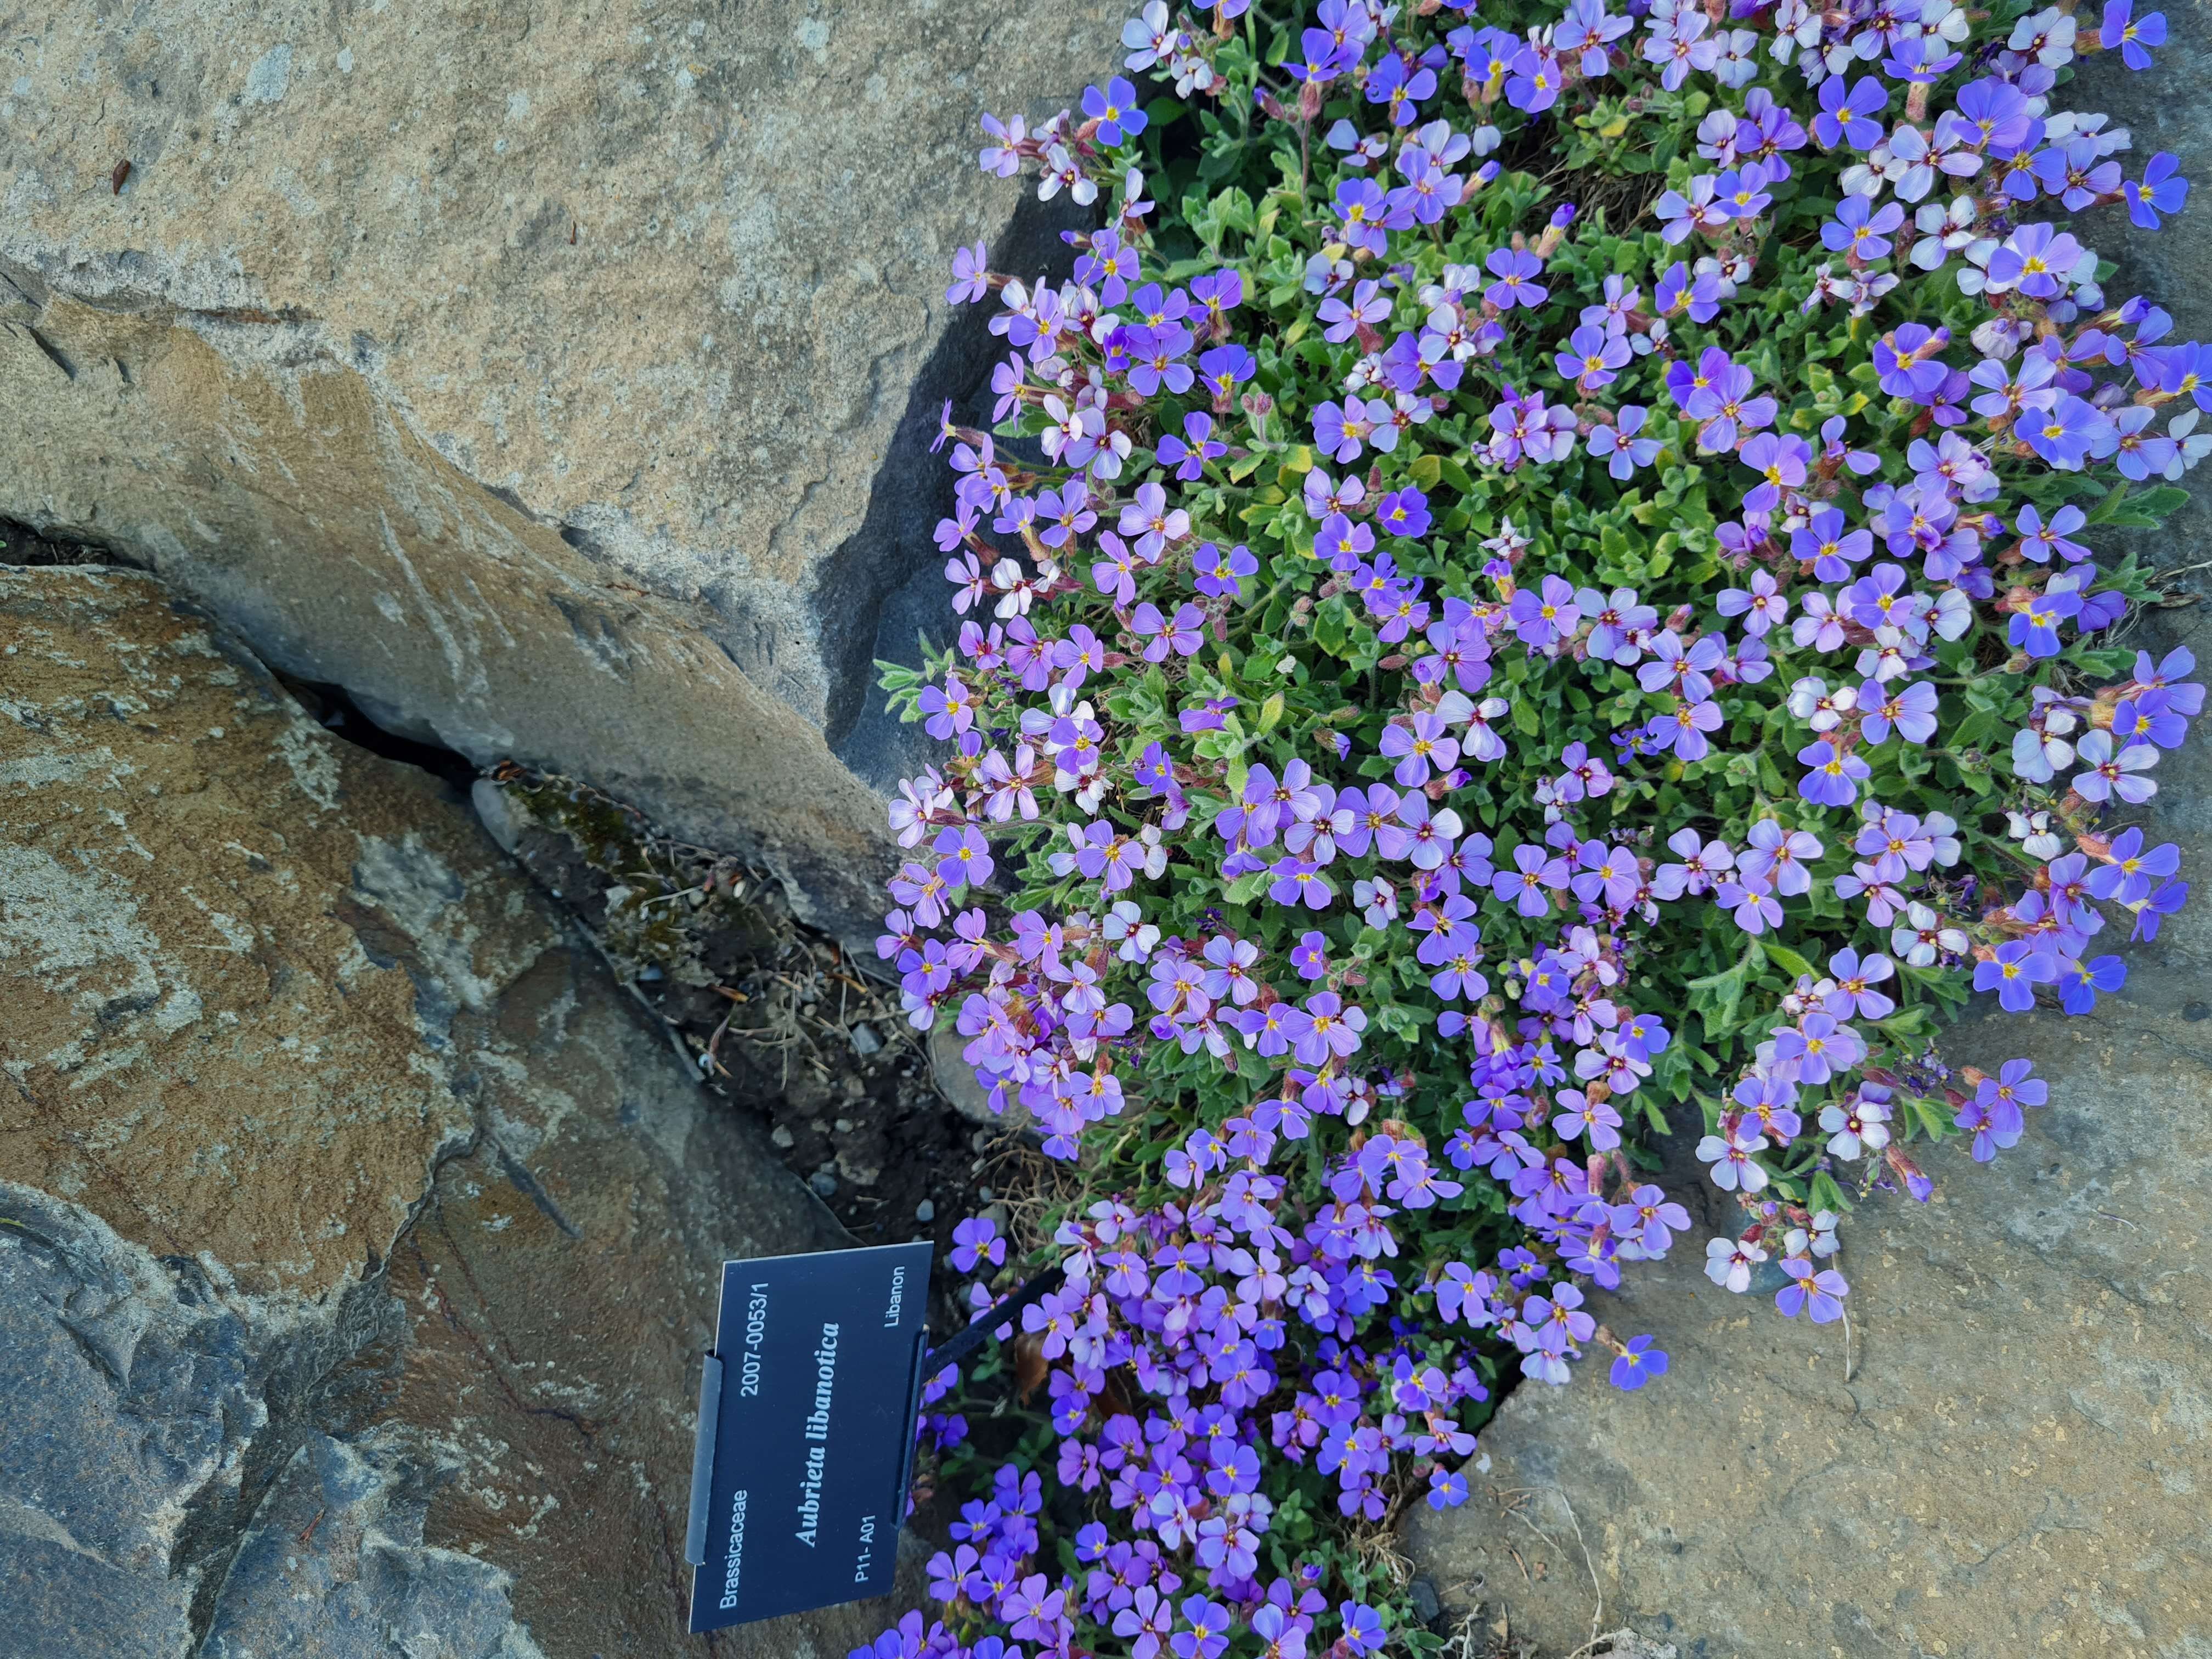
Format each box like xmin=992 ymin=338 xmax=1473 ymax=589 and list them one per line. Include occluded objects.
xmin=0 ymin=565 xmax=894 ymax=1658
xmin=0 ymin=0 xmax=1121 ymax=940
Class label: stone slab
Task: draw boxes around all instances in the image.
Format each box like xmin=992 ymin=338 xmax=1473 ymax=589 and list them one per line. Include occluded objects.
xmin=0 ymin=565 xmax=906 ymax=1657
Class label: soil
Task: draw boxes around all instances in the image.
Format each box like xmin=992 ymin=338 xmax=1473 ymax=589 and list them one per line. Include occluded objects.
xmin=476 ymin=763 xmax=1035 ymax=1275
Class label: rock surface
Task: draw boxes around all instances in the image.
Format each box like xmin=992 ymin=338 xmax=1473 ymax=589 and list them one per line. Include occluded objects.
xmin=0 ymin=0 xmax=1121 ymax=940
xmin=0 ymin=566 xmax=910 ymax=1657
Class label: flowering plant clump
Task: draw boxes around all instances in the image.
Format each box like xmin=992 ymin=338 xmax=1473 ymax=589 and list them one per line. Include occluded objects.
xmin=866 ymin=0 xmax=2202 ymax=1652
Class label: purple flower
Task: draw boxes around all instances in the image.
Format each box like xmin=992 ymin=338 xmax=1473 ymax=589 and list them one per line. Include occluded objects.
xmin=1951 ymin=78 xmax=2038 ymax=155
xmin=1365 ymin=51 xmax=1437 ymax=126
xmin=950 ymin=1216 xmax=1005 ymax=1273
xmin=1973 ymin=940 xmax=2059 ymax=1012
xmin=1285 ymin=991 xmax=1365 ymax=1065
xmin=1552 ymin=1089 xmax=1623 ymax=1150
xmin=2023 ymin=396 xmax=2117 ymax=471
xmin=1380 ymin=712 xmax=1461 ymax=786
xmin=1317 ymin=278 xmax=1392 ymax=343
xmin=2102 ymin=0 xmax=2168 ymax=67
xmin=1333 ymin=180 xmax=1398 ymax=256
xmin=1082 ymin=77 xmax=1150 ymax=146
xmin=2086 ymin=826 xmax=2181 ymax=904
xmin=2013 ymin=504 xmax=2090 ymax=565
xmin=1859 ymin=679 xmax=1939 ymax=744
xmin=1697 ymin=1127 xmax=1769 ymax=1192
xmin=1504 ymin=44 xmax=1564 ymax=113
xmin=1338 ymin=1601 xmax=1387 ymax=1657
xmin=1193 ymin=539 xmax=1259 ymax=599
xmin=2007 ymin=588 xmax=2081 ymax=658
xmin=1610 ymin=1183 xmax=1690 ymax=1254
xmin=1813 ymin=76 xmax=1888 ymax=151
xmin=1988 ymin=223 xmax=2086 ymax=300
xmin=1509 ymin=574 xmax=1582 ymax=648
xmin=1313 ymin=396 xmax=1385 ymax=464
xmin=1775 ymin=1259 xmax=1848 ymax=1322
xmin=1589 ymin=406 xmax=1663 ymax=478
xmin=1374 ymin=487 xmax=1432 ymax=538
xmin=935 ymin=825 xmax=995 ymax=889
xmin=1873 ymin=323 xmax=1952 ymax=402
xmin=1609 ymin=1335 xmax=1669 ymax=1390
xmin=1716 ymin=565 xmax=1791 ymax=634
xmin=1823 ymin=947 xmax=1897 ymax=1019
xmin=1484 ymin=247 xmax=1549 ymax=311
xmin=2124 ymin=151 xmax=2190 ymax=229
xmin=1159 ymin=413 xmax=1227 ymax=481
xmin=2058 ymin=955 xmax=2127 ymax=1014
xmin=1714 ymin=163 xmax=1774 ymax=220
xmin=1170 ymin=1597 xmax=1232 ymax=1659
xmin=1822 ymin=195 xmax=1905 ymax=261
xmin=1646 ymin=696 xmax=1725 ymax=762
xmin=1681 ymin=352 xmax=1776 ymax=452
xmin=946 ymin=240 xmax=990 ymax=306
xmin=2072 ymin=729 xmax=2160 ymax=804
xmin=1796 ymin=740 xmax=1872 ymax=807
xmin=1198 ymin=343 xmax=1256 ymax=403
xmin=1555 ymin=324 xmax=1630 ymax=390
xmin=1493 ymin=844 xmax=1567 ymax=918
xmin=1190 ymin=268 xmax=1244 ymax=325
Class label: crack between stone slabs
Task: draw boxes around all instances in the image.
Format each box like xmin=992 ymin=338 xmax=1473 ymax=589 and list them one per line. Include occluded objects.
xmin=472 ymin=838 xmax=856 ymax=1246
xmin=0 ymin=515 xmax=136 ymax=568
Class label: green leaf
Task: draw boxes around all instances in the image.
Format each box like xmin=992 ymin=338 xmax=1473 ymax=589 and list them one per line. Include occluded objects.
xmin=1223 ymin=871 xmax=1268 ymax=905
xmin=1808 ymin=1171 xmax=1855 ymax=1217
xmin=1436 ymin=457 xmax=1478 ymax=495
xmin=1760 ymin=940 xmax=1818 ymax=981
xmin=2086 ymin=480 xmax=2191 ymax=529
xmin=1686 ymin=944 xmax=1757 ymax=1036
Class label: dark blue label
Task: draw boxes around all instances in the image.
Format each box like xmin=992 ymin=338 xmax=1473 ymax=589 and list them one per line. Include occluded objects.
xmin=686 ymin=1240 xmax=934 ymax=1631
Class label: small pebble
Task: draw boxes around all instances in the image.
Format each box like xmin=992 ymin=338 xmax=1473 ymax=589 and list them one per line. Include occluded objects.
xmin=770 ymin=1125 xmax=795 ymax=1150
xmin=834 ymin=1118 xmax=854 ymax=1133
xmin=850 ymin=1022 xmax=883 ymax=1055
xmin=977 ymin=1187 xmax=994 ymax=1202
xmin=1408 ymin=1578 xmax=1440 ymax=1625
xmin=915 ymin=1199 xmax=935 ymax=1224
xmin=809 ymin=1171 xmax=838 ymax=1198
